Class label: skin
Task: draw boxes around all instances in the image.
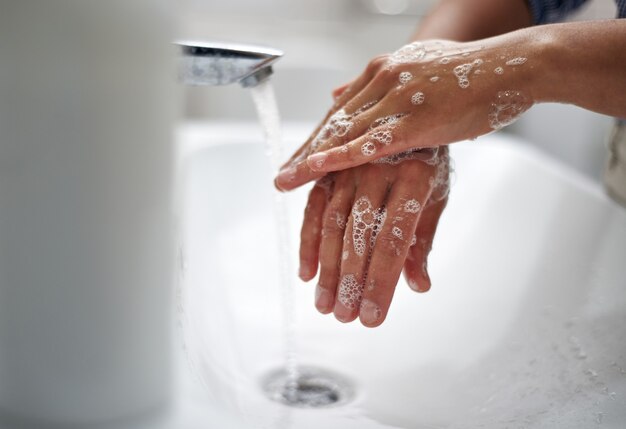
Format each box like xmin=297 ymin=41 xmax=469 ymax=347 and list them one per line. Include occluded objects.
xmin=299 ymin=150 xmax=450 ymax=327
xmin=278 ymin=0 xmax=626 ymax=326
xmin=276 ymin=20 xmax=626 ymax=190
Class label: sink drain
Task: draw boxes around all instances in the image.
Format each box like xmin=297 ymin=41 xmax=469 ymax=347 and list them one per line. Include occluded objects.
xmin=261 ymin=366 xmax=354 ymax=408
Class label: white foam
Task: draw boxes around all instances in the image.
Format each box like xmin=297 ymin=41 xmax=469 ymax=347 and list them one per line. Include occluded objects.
xmin=404 ymin=199 xmax=421 ymax=213
xmin=337 ymin=274 xmax=363 ymax=309
xmin=505 ymin=57 xmax=527 ymax=66
xmin=429 ymin=76 xmax=440 ymax=83
xmin=392 ymin=226 xmax=404 ymax=240
xmin=370 ymin=129 xmax=393 ymax=145
xmin=429 ymin=146 xmax=452 ymax=201
xmin=361 ymin=141 xmax=377 ymax=156
xmin=310 ymin=109 xmax=353 ymax=153
xmin=373 ymin=147 xmax=436 ymax=166
xmin=308 ymin=100 xmax=378 ymax=154
xmin=494 ymin=67 xmax=504 ymax=75
xmin=411 ymin=92 xmax=425 ymax=105
xmin=387 ymin=42 xmax=426 ymax=66
xmin=351 ymin=196 xmax=387 ymax=257
xmin=398 ymin=71 xmax=413 ymax=85
xmin=488 ymin=90 xmax=532 ymax=131
xmin=336 ymin=213 xmax=347 ymax=230
xmin=453 ymin=59 xmax=483 ymax=88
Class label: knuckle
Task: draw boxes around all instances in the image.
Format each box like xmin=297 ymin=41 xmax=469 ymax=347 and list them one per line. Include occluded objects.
xmin=317 ymin=269 xmax=339 ymax=290
xmin=375 ymin=231 xmax=403 ymax=257
xmin=371 ymin=66 xmax=394 ymax=85
xmin=321 ymin=212 xmax=346 ymax=237
xmin=367 ymin=55 xmax=388 ymax=73
xmin=345 ymin=141 xmax=364 ymax=163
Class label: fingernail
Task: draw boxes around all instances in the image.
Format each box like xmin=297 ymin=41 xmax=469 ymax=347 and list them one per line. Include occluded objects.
xmin=407 ymin=277 xmax=420 ymax=291
xmin=274 ymin=177 xmax=286 ymax=192
xmin=307 ymin=152 xmax=328 ymax=170
xmin=299 ymin=264 xmax=313 ymax=280
xmin=334 ymin=304 xmax=354 ymax=323
xmin=315 ymin=285 xmax=332 ymax=313
xmin=419 ymin=266 xmax=431 ymax=292
xmin=360 ymin=299 xmax=383 ymax=326
xmin=277 ymin=165 xmax=297 ymax=183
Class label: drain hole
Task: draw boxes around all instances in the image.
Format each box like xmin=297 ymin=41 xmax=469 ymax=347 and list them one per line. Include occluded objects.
xmin=261 ymin=366 xmax=354 ymax=408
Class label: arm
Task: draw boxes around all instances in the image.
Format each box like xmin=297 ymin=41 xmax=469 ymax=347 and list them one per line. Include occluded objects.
xmin=331 ymin=0 xmax=534 ymax=107
xmin=533 ymin=20 xmax=626 ymax=116
xmin=276 ymin=19 xmax=626 ymax=189
xmin=413 ymin=0 xmax=533 ymax=41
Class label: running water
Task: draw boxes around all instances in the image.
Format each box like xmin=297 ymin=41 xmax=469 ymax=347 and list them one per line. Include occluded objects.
xmin=249 ymin=80 xmax=299 ymax=399
xmin=250 ymin=80 xmax=352 ymax=408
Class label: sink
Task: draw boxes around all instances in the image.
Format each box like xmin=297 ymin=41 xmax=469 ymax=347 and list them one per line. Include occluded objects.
xmin=177 ymin=122 xmax=626 ymax=428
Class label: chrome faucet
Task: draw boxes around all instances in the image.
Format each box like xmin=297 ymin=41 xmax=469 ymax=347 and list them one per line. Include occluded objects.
xmin=177 ymin=41 xmax=283 ymax=88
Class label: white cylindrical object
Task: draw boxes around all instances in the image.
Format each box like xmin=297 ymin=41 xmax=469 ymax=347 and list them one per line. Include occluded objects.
xmin=0 ymin=1 xmax=177 ymax=425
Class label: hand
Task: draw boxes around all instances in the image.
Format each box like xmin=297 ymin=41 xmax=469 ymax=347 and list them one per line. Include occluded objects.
xmin=298 ymin=147 xmax=450 ymax=327
xmin=275 ymin=39 xmax=533 ymax=191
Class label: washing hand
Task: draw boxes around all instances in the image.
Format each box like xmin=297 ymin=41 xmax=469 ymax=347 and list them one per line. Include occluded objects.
xmin=275 ymin=38 xmax=534 ymax=191
xmin=297 ymin=147 xmax=450 ymax=327
xmin=276 ymin=21 xmax=626 ymax=192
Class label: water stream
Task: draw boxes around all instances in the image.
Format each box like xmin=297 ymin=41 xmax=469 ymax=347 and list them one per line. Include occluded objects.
xmin=250 ymin=80 xmax=350 ymax=408
xmin=249 ymin=80 xmax=299 ymax=398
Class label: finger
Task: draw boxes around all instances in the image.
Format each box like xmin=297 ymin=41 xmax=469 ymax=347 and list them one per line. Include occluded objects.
xmin=278 ymin=119 xmax=330 ymax=175
xmin=299 ymin=183 xmax=329 ymax=282
xmin=333 ymin=55 xmax=388 ymax=109
xmin=279 ymin=56 xmax=389 ymax=173
xmin=404 ymin=197 xmax=448 ymax=293
xmin=307 ymin=73 xmax=406 ymax=159
xmin=332 ymin=82 xmax=351 ymax=100
xmin=275 ymin=159 xmax=325 ymax=192
xmin=274 ymin=89 xmax=379 ymax=190
xmin=315 ymin=172 xmax=355 ymax=314
xmin=359 ymin=163 xmax=434 ymax=327
xmin=307 ymin=123 xmax=440 ymax=174
xmin=334 ymin=167 xmax=391 ymax=323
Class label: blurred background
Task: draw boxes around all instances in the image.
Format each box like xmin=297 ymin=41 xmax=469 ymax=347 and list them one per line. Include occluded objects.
xmin=178 ymin=0 xmax=617 ymax=181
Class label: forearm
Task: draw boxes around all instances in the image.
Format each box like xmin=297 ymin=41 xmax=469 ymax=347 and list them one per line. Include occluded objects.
xmin=412 ymin=0 xmax=533 ymax=42
xmin=536 ymin=20 xmax=626 ymax=118
xmin=495 ymin=20 xmax=626 ymax=118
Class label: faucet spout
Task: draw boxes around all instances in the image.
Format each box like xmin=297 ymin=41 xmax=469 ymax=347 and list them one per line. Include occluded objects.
xmin=177 ymin=41 xmax=283 ymax=88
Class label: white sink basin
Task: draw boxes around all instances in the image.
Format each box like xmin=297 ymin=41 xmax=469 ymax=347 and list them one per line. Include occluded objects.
xmin=177 ymin=122 xmax=626 ymax=429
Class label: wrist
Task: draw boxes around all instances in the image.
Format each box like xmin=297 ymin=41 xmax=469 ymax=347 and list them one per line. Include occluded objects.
xmin=504 ymin=20 xmax=626 ymax=116
xmin=487 ymin=25 xmax=561 ymax=105
xmin=520 ymin=24 xmax=572 ymax=105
